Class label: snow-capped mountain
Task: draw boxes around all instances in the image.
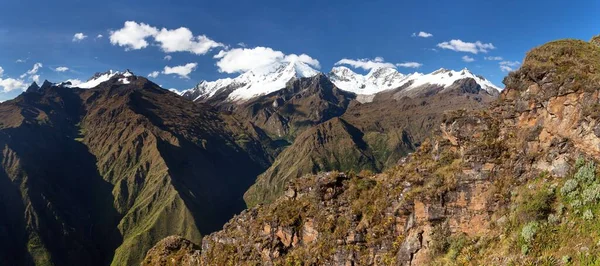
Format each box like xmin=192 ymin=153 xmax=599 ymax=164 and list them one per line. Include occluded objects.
xmin=181 ymin=59 xmax=319 ymax=102
xmin=68 ymin=70 xmax=134 ymax=89
xmin=180 ymin=78 xmax=235 ymax=101
xmin=328 ymin=66 xmax=418 ymax=95
xmin=328 ymin=67 xmax=500 ymax=99
xmin=404 ymin=68 xmax=500 ymax=95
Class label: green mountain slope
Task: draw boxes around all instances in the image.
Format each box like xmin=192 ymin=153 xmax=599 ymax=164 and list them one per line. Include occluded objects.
xmin=0 ymin=76 xmax=273 ymax=266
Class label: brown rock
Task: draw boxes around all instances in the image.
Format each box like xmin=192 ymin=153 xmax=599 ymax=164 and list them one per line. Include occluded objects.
xmin=302 ymin=219 xmax=318 ymax=244
xmin=276 ymin=227 xmax=295 ymax=247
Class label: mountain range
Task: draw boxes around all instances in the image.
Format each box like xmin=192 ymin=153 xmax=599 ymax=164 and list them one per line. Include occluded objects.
xmin=145 ymin=36 xmax=600 ymax=265
xmin=179 ymin=59 xmax=500 ymax=103
xmin=0 ymin=42 xmax=502 ymax=266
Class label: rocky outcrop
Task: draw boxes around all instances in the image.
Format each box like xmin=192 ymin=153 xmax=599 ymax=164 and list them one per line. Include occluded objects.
xmin=141 ymin=236 xmax=201 ymax=266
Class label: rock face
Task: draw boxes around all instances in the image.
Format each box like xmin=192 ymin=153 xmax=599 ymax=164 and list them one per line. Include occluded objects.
xmin=150 ymin=37 xmax=600 ymax=265
xmin=0 ymin=75 xmax=273 ymax=266
xmin=141 ymin=236 xmax=201 ymax=266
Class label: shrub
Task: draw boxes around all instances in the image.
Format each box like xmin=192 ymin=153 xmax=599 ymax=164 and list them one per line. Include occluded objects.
xmin=570 ymin=199 xmax=583 ymax=209
xmin=555 ymin=203 xmax=565 ymax=216
xmin=521 ymin=244 xmax=530 ymax=255
xmin=575 ymin=162 xmax=596 ymax=184
xmin=583 ymin=209 xmax=594 ymax=220
xmin=582 ymin=183 xmax=600 ymax=204
xmin=561 ymin=179 xmax=578 ymax=196
xmin=516 ymin=188 xmax=554 ymax=222
xmin=521 ymin=221 xmax=539 ymax=243
xmin=547 ymin=213 xmax=560 ymax=224
xmin=575 ymin=157 xmax=586 ymax=169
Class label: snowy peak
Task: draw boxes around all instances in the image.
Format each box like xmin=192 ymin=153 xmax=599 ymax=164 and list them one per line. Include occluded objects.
xmin=329 ymin=66 xmax=500 ymax=100
xmin=228 ymin=59 xmax=319 ymax=100
xmin=74 ymin=70 xmax=135 ymax=89
xmin=408 ymin=67 xmax=500 ymax=94
xmin=328 ymin=66 xmax=412 ymax=95
xmin=180 ymin=78 xmax=235 ymax=101
xmin=184 ymin=60 xmax=320 ymax=102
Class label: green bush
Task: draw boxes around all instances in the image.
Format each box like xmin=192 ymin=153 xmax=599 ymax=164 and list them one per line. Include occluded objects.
xmin=516 ymin=188 xmax=554 ymax=222
xmin=583 ymin=209 xmax=594 ymax=220
xmin=521 ymin=221 xmax=539 ymax=243
xmin=561 ymin=179 xmax=578 ymax=196
xmin=582 ymin=183 xmax=600 ymax=204
xmin=575 ymin=162 xmax=596 ymax=184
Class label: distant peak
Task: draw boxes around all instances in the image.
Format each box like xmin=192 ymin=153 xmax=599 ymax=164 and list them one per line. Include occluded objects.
xmin=25 ymin=82 xmax=40 ymax=93
xmin=40 ymin=80 xmax=53 ymax=89
xmin=88 ymin=70 xmax=117 ymax=82
xmin=70 ymin=69 xmax=139 ymax=89
xmin=432 ymin=68 xmax=451 ymax=75
xmin=460 ymin=68 xmax=472 ymax=75
xmin=330 ymin=66 xmax=355 ymax=74
xmin=367 ymin=66 xmax=400 ymax=77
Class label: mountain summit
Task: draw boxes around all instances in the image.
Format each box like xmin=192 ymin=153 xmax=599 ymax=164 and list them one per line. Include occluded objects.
xmin=180 ymin=59 xmax=319 ymax=102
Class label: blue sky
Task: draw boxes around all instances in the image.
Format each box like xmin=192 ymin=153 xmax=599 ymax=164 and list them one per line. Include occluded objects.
xmin=0 ymin=0 xmax=598 ymax=101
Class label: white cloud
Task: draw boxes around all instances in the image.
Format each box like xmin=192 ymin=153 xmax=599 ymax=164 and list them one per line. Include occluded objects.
xmin=237 ymin=42 xmax=247 ymax=47
xmin=96 ymin=34 xmax=103 ymax=39
xmin=148 ymin=71 xmax=160 ymax=78
xmin=283 ymin=54 xmax=320 ymax=69
xmin=15 ymin=58 xmax=27 ymax=63
xmin=214 ymin=46 xmax=320 ymax=73
xmin=0 ymin=66 xmax=28 ymax=92
xmin=31 ymin=75 xmax=40 ymax=83
xmin=164 ymin=55 xmax=172 ymax=61
xmin=54 ymin=66 xmax=69 ymax=72
xmin=154 ymin=27 xmax=223 ymax=55
xmin=109 ymin=21 xmax=158 ymax=50
xmin=335 ymin=57 xmax=395 ymax=70
xmin=499 ymin=61 xmax=520 ymax=72
xmin=484 ymin=56 xmax=503 ymax=61
xmin=20 ymin=63 xmax=43 ymax=78
xmin=412 ymin=31 xmax=433 ymax=38
xmin=437 ymin=39 xmax=495 ymax=54
xmin=396 ymin=62 xmax=423 ymax=68
xmin=162 ymin=63 xmax=197 ymax=79
xmin=28 ymin=63 xmax=43 ymax=75
xmin=109 ymin=21 xmax=223 ymax=55
xmin=462 ymin=55 xmax=475 ymax=62
xmin=0 ymin=78 xmax=26 ymax=92
xmin=72 ymin=33 xmax=87 ymax=42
